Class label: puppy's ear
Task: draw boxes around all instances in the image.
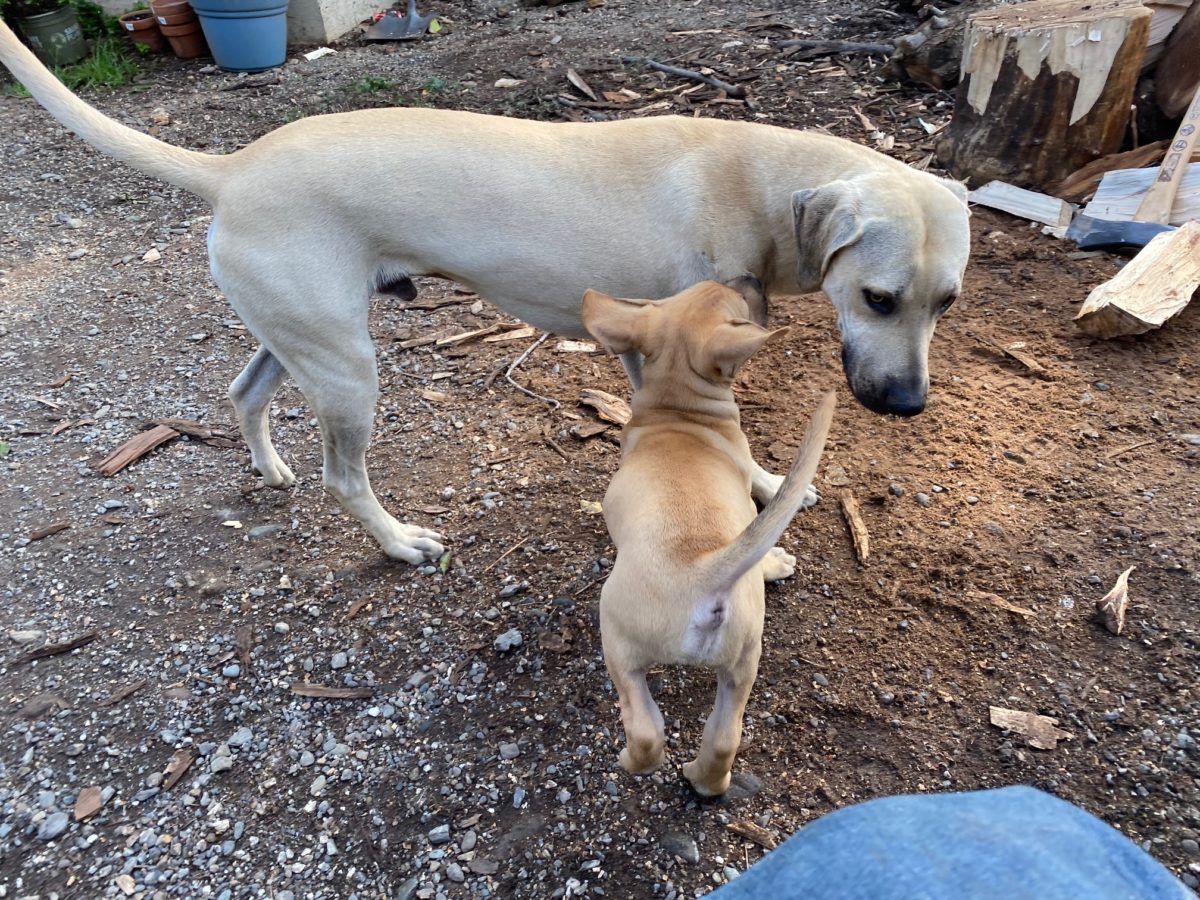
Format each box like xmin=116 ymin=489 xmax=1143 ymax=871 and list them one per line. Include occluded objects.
xmin=792 ymin=182 xmax=863 ymax=291
xmin=582 ymin=289 xmax=653 ymax=356
xmin=706 ymin=322 xmax=790 ymax=381
xmin=723 ymin=275 xmax=769 ymax=327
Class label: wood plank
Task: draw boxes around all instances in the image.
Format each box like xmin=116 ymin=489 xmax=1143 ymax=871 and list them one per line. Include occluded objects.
xmin=968 ymin=181 xmax=1073 ymax=226
xmin=1082 ymin=161 xmax=1200 ymax=225
xmin=1074 ymin=221 xmax=1200 ymax=338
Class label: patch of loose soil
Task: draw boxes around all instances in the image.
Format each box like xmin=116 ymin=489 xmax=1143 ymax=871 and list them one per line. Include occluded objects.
xmin=1 ymin=1 xmax=1198 ymax=898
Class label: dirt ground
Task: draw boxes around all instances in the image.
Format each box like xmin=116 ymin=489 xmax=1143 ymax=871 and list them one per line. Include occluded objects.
xmin=2 ymin=0 xmax=1199 ymax=897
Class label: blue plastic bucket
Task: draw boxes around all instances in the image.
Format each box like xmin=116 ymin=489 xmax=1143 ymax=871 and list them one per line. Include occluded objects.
xmin=188 ymin=0 xmax=288 ymax=72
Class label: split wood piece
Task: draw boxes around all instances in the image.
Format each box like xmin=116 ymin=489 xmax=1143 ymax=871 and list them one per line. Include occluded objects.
xmin=344 ymin=598 xmax=371 ymax=622
xmin=17 ymin=630 xmax=98 ymax=664
xmin=776 ymin=38 xmax=894 ymax=56
xmin=937 ymin=0 xmax=1152 ymax=189
xmin=579 ymin=388 xmax=631 ymax=426
xmin=964 ymin=589 xmax=1036 ymax=618
xmin=96 ymin=678 xmax=147 ymax=707
xmin=1156 ymin=0 xmax=1200 ymax=116
xmin=1074 ymin=221 xmax=1200 ymax=338
xmin=570 ymin=421 xmax=610 ymax=440
xmin=156 ymin=418 xmax=238 ymax=448
xmin=988 ymin=705 xmax=1072 ymax=750
xmin=1095 ymin=565 xmax=1135 ymax=634
xmin=435 ymin=324 xmax=502 ymax=347
xmin=566 ymin=67 xmax=598 ymax=101
xmin=968 ymin=181 xmax=1073 ymax=227
xmin=28 ymin=521 xmax=69 ymax=542
xmin=726 ymin=820 xmax=778 ymax=850
xmin=484 ymin=326 xmax=537 ymax=344
xmin=74 ymin=786 xmax=103 ymax=822
xmin=839 ymin=491 xmax=870 ymax=564
xmin=97 ymin=423 xmax=180 ymax=476
xmin=1082 ymin=162 xmax=1200 ymax=226
xmin=290 ymin=682 xmax=375 ymax=699
xmin=620 ymin=56 xmax=747 ymax=98
xmin=555 ymin=340 xmax=597 ymax=353
xmin=1052 ymin=140 xmax=1172 ymax=202
xmin=51 ymin=417 xmax=94 ymax=437
xmin=984 ymin=337 xmax=1051 ymax=379
xmin=162 ymin=749 xmax=196 ymax=791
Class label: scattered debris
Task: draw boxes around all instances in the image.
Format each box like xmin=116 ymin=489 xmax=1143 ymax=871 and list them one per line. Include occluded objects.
xmin=968 ymin=181 xmax=1073 ymax=228
xmin=303 ymin=46 xmax=336 ymax=61
xmin=74 ymin=786 xmax=103 ymax=822
xmin=569 ymin=421 xmax=610 ymax=440
xmin=566 ymin=67 xmax=598 ymax=101
xmin=1074 ymin=221 xmax=1200 ymax=338
xmin=21 ymin=692 xmax=70 ymax=718
xmin=1095 ymin=565 xmax=1135 ymax=635
xmin=28 ymin=521 xmax=69 ymax=542
xmin=494 ymin=77 xmax=526 ymax=89
xmin=96 ymin=679 xmax=147 ymax=707
xmin=620 ymin=56 xmax=747 ymax=98
xmin=988 ymin=705 xmax=1072 ymax=750
xmin=436 ymin=324 xmax=502 ymax=346
xmin=480 ymin=534 xmax=532 ymax=574
xmin=364 ymin=0 xmax=437 ymax=40
xmin=484 ymin=326 xmax=537 ymax=344
xmin=162 ymin=749 xmax=196 ymax=790
xmin=839 ymin=491 xmax=870 ymax=564
xmin=97 ymin=424 xmax=180 ymax=476
xmin=580 ymin=498 xmax=603 ymax=515
xmin=982 ymin=337 xmax=1050 ymax=379
xmin=235 ymin=624 xmax=253 ymax=670
xmin=505 ymin=333 xmax=559 ymax=408
xmin=17 ymin=630 xmax=98 ymax=664
xmin=777 ymin=38 xmax=894 ymax=56
xmin=964 ymin=589 xmax=1035 ymax=618
xmin=555 ymin=340 xmax=597 ymax=353
xmin=725 ymin=820 xmax=777 ymax=850
xmin=579 ymin=388 xmax=631 ymax=425
xmin=289 ymin=683 xmax=375 ymax=700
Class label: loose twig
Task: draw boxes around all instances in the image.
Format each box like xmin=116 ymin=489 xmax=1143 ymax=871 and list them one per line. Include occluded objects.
xmin=480 ymin=534 xmax=533 ymax=575
xmin=620 ymin=56 xmax=747 ymax=98
xmin=777 ymin=39 xmax=895 ymax=56
xmin=505 ymin=333 xmax=560 ymax=408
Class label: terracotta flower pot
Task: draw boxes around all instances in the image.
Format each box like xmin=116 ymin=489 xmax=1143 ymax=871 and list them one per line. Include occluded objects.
xmin=119 ymin=10 xmax=167 ymax=53
xmin=150 ymin=0 xmax=198 ymax=29
xmin=160 ymin=20 xmax=207 ymax=58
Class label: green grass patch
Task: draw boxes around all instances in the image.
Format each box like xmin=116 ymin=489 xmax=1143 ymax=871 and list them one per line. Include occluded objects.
xmin=352 ymin=75 xmax=395 ymax=95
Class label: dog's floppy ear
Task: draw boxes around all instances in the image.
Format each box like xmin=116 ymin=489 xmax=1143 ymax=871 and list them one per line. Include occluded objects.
xmin=706 ymin=322 xmax=790 ymax=381
xmin=724 ymin=275 xmax=769 ymax=327
xmin=792 ymin=182 xmax=863 ymax=291
xmin=582 ymin=289 xmax=653 ymax=356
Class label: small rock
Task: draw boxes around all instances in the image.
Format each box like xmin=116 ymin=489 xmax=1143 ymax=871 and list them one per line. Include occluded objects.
xmin=228 ymin=727 xmax=253 ymax=749
xmin=248 ymin=523 xmax=283 ymax=539
xmin=142 ymin=247 xmax=161 ymax=263
xmin=222 ymin=664 xmax=241 ymax=679
xmin=331 ymin=652 xmax=348 ymax=670
xmin=1179 ymin=433 xmax=1200 ymax=446
xmin=915 ymin=493 xmax=931 ymax=507
xmin=513 ymin=787 xmax=526 ymax=808
xmin=660 ymin=831 xmax=700 ymax=864
xmin=468 ymin=857 xmax=499 ymax=876
xmin=888 ymin=483 xmax=904 ymax=497
xmin=210 ymin=756 xmax=233 ymax=774
xmin=67 ymin=248 xmax=88 ymax=260
xmin=300 ymin=751 xmax=316 ymax=767
xmin=274 ymin=622 xmax=290 ymax=635
xmin=825 ymin=464 xmax=849 ymax=487
xmin=310 ymin=775 xmax=326 ymax=796
xmin=1181 ymin=838 xmax=1199 ymax=856
xmin=38 ymin=812 xmax=69 ymax=841
xmin=9 ymin=629 xmax=45 ymax=644
xmin=813 ymin=673 xmax=829 ymax=687
xmin=494 ymin=629 xmax=523 ymax=652
xmin=499 ymin=742 xmax=520 ymax=760
xmin=461 ymin=830 xmax=477 ymax=852
xmin=428 ymin=824 xmax=450 ymax=845
xmin=723 ymin=866 xmax=740 ymax=882
xmin=446 ymin=863 xmax=465 ymax=883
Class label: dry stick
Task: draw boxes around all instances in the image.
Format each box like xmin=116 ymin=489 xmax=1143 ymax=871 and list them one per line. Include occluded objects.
xmin=544 ymin=436 xmax=570 ymax=461
xmin=505 ymin=333 xmax=560 ymax=409
xmin=480 ymin=534 xmax=533 ymax=575
xmin=17 ymin=630 xmax=98 ymax=664
xmin=620 ymin=56 xmax=747 ymax=98
xmin=777 ymin=39 xmax=895 ymax=55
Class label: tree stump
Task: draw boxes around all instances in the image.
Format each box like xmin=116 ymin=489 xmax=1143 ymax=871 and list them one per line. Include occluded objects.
xmin=937 ymin=0 xmax=1152 ymax=189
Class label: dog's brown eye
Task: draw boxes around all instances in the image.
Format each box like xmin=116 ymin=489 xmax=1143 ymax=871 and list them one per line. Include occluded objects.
xmin=863 ymin=289 xmax=896 ymax=316
xmin=938 ymin=294 xmax=958 ymax=315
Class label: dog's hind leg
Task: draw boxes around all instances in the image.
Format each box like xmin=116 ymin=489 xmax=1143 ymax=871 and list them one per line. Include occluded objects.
xmin=604 ymin=637 xmax=665 ymax=774
xmin=682 ymin=640 xmax=761 ymax=797
xmin=229 ymin=346 xmax=294 ymax=488
xmin=751 ymin=460 xmax=819 ymax=509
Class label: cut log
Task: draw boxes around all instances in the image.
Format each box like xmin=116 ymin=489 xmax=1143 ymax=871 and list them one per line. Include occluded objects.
xmin=885 ymin=0 xmax=1017 ymax=90
xmin=968 ymin=181 xmax=1073 ymax=226
xmin=1081 ymin=161 xmax=1200 ymax=225
xmin=1156 ymin=0 xmax=1200 ymax=116
xmin=1074 ymin=221 xmax=1200 ymax=338
xmin=937 ymin=0 xmax=1152 ymax=189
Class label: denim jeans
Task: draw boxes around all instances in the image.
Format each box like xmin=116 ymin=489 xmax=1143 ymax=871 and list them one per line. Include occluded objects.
xmin=710 ymin=786 xmax=1195 ymax=900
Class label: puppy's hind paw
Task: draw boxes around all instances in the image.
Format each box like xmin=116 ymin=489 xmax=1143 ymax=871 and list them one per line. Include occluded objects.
xmin=761 ymin=546 xmax=796 ymax=582
xmin=381 ymin=524 xmax=445 ymax=565
xmin=799 ymin=482 xmax=820 ymax=509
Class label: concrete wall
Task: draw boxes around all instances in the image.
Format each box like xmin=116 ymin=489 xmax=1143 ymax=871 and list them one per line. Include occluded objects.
xmin=94 ymin=0 xmax=373 ymax=44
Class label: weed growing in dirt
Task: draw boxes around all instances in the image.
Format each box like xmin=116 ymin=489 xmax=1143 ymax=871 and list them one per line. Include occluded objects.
xmin=353 ymin=75 xmax=395 ymax=95
xmin=3 ymin=36 xmax=139 ymax=95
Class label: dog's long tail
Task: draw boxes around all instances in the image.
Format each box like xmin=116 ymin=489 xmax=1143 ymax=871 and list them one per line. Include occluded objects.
xmin=0 ymin=20 xmax=226 ymax=202
xmin=703 ymin=390 xmax=836 ymax=590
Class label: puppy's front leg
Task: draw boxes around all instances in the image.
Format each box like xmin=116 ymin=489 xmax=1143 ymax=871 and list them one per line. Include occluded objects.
xmin=751 ymin=459 xmax=819 ymax=508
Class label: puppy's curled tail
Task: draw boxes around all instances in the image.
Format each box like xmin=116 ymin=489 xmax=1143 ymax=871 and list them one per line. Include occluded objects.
xmin=0 ymin=20 xmax=225 ymax=202
xmin=704 ymin=391 xmax=836 ymax=590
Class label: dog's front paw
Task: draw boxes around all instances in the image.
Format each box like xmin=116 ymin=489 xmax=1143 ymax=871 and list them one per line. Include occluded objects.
xmin=800 ymin=482 xmax=820 ymax=509
xmin=252 ymin=453 xmax=296 ymax=489
xmin=381 ymin=523 xmax=445 ymax=565
xmin=751 ymin=468 xmax=784 ymax=504
xmin=761 ymin=546 xmax=796 ymax=582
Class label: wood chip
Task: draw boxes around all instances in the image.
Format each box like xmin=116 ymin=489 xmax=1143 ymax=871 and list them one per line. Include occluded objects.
xmin=435 ymin=324 xmax=501 ymax=346
xmin=49 ymin=373 xmax=73 ymax=388
xmin=17 ymin=630 xmax=98 ymax=663
xmin=483 ymin=325 xmax=537 ymax=344
xmin=579 ymin=388 xmax=631 ymax=425
xmin=50 ymin=417 xmax=94 ymax=436
xmin=74 ymin=785 xmax=103 ymax=821
xmin=344 ymin=598 xmax=371 ymax=622
xmin=569 ymin=421 xmax=610 ymax=440
xmin=96 ymin=678 xmax=147 ymax=707
xmin=839 ymin=491 xmax=870 ymax=564
xmin=235 ymin=624 xmax=253 ymax=669
xmin=421 ymin=390 xmax=450 ymax=402
xmin=964 ymin=589 xmax=1035 ymax=618
xmin=97 ymin=424 xmax=180 ymax=476
xmin=566 ymin=67 xmax=598 ymax=101
xmin=1096 ymin=565 xmax=1135 ymax=635
xmin=988 ymin=705 xmax=1072 ymax=750
xmin=726 ymin=820 xmax=778 ymax=850
xmin=983 ymin=337 xmax=1051 ymax=379
xmin=162 ymin=749 xmax=196 ymax=790
xmin=289 ymin=683 xmax=375 ymax=700
xmin=28 ymin=521 xmax=69 ymax=541
xmin=555 ymin=340 xmax=598 ymax=353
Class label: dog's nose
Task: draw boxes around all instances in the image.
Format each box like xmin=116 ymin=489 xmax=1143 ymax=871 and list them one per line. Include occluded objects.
xmin=880 ymin=382 xmax=926 ymax=417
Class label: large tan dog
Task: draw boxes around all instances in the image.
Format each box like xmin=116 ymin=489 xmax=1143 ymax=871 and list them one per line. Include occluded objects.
xmin=583 ymin=279 xmax=835 ymax=797
xmin=0 ymin=23 xmax=965 ymax=564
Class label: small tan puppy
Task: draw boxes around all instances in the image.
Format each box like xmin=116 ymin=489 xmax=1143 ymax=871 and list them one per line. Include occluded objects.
xmin=583 ymin=279 xmax=836 ymax=797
